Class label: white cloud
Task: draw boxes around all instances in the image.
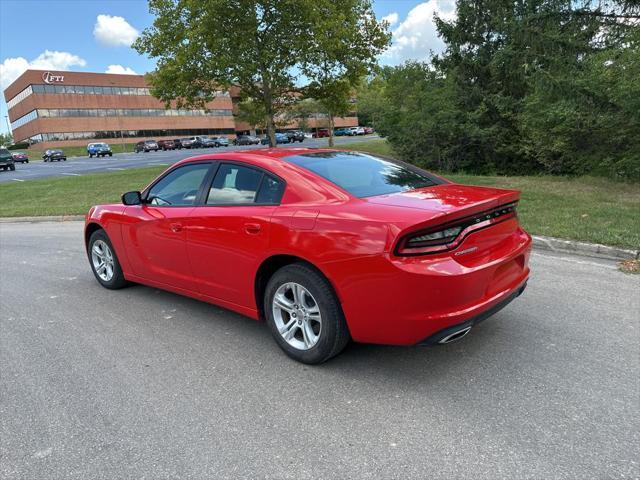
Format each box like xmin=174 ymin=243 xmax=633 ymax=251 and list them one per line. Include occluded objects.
xmin=383 ymin=0 xmax=456 ymax=64
xmin=382 ymin=12 xmax=399 ymax=27
xmin=0 ymin=50 xmax=86 ymax=89
xmin=105 ymin=64 xmax=137 ymax=75
xmin=93 ymin=14 xmax=139 ymax=47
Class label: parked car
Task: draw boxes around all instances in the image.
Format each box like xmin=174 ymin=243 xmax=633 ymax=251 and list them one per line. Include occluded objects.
xmin=0 ymin=148 xmax=16 ymax=171
xmin=11 ymin=152 xmax=29 ymax=163
xmin=157 ymin=140 xmax=176 ymax=151
xmin=173 ymin=138 xmax=184 ymax=149
xmin=364 ymin=126 xmax=374 ymax=134
xmin=42 ymin=149 xmax=66 ymax=162
xmin=285 ymin=130 xmax=305 ymax=143
xmin=210 ymin=136 xmax=229 ymax=147
xmin=134 ymin=140 xmax=159 ymax=153
xmin=350 ymin=126 xmax=366 ymax=136
xmin=261 ymin=133 xmax=290 ymax=145
xmin=312 ymin=128 xmax=330 ymax=138
xmin=87 ymin=142 xmax=112 ymax=158
xmin=198 ymin=136 xmax=216 ymax=148
xmin=85 ymin=148 xmax=531 ymax=364
xmin=180 ymin=137 xmax=201 ymax=149
xmin=334 ymin=128 xmax=349 ymax=136
xmin=234 ymin=135 xmax=261 ymax=146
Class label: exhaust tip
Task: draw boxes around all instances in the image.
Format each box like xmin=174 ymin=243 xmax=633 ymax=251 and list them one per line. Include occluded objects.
xmin=438 ymin=326 xmax=472 ymax=344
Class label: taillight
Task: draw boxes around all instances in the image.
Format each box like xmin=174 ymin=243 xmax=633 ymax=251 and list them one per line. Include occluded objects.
xmin=395 ymin=203 xmax=518 ymax=256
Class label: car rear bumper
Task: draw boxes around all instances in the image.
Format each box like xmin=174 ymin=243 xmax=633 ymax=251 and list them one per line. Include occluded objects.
xmin=417 ymin=279 xmax=527 ymax=345
xmin=325 ymin=226 xmax=532 ymax=346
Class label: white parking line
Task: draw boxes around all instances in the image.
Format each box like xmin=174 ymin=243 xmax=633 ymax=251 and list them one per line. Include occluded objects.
xmin=12 ymin=179 xmax=25 ymax=182
xmin=107 ymin=168 xmax=125 ymax=171
xmin=60 ymin=173 xmax=81 ymax=176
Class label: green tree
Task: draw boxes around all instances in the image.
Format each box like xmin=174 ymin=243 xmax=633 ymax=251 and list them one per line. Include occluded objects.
xmin=301 ymin=0 xmax=390 ymax=146
xmin=135 ymin=0 xmax=389 ymax=147
xmin=0 ymin=132 xmax=13 ymax=147
xmin=355 ymin=70 xmax=389 ymax=129
xmin=369 ymin=0 xmax=640 ymax=178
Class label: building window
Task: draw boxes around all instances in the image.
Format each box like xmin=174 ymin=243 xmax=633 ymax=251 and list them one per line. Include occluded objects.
xmin=6 ymin=85 xmax=34 ymax=108
xmin=25 ymin=128 xmax=236 ymax=144
xmin=11 ymin=110 xmax=38 ymax=130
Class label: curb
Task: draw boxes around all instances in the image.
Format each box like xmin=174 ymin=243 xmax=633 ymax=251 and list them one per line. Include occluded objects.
xmin=532 ymin=235 xmax=638 ymax=261
xmin=0 ymin=216 xmax=637 ymax=261
xmin=0 ymin=215 xmax=84 ymax=223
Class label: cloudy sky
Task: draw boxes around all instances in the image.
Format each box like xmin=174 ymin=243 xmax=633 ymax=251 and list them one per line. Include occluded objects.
xmin=0 ymin=0 xmax=456 ymax=134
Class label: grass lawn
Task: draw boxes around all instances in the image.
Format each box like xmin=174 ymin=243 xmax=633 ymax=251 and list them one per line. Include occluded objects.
xmin=1 ymin=140 xmax=638 ymax=249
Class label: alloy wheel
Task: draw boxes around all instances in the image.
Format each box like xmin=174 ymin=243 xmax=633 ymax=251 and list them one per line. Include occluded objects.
xmin=272 ymin=282 xmax=322 ymax=350
xmin=91 ymin=240 xmax=115 ymax=281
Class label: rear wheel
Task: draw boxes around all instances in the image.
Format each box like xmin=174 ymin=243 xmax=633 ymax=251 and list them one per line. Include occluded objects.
xmin=88 ymin=230 xmax=128 ymax=289
xmin=264 ymin=263 xmax=349 ymax=364
xmin=9 ymin=164 xmax=15 ymax=171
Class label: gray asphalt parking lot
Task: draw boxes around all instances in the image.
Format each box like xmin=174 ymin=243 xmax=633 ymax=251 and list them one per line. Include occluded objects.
xmin=0 ymin=135 xmax=379 ymax=184
xmin=1 ymin=221 xmax=639 ymax=479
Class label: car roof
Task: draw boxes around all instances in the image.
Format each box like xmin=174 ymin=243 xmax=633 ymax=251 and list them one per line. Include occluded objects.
xmin=172 ymin=147 xmax=337 ymax=166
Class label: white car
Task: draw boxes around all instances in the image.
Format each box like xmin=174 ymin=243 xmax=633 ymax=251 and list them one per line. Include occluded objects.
xmin=349 ymin=126 xmax=366 ymax=136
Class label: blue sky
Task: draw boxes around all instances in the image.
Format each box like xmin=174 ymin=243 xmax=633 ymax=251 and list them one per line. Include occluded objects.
xmin=0 ymin=0 xmax=456 ymax=135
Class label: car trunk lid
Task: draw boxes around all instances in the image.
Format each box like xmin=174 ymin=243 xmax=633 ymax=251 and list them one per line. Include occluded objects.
xmin=364 ymin=184 xmax=522 ymax=257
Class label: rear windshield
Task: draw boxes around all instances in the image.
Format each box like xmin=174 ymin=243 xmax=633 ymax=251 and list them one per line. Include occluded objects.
xmin=284 ymin=151 xmax=443 ymax=198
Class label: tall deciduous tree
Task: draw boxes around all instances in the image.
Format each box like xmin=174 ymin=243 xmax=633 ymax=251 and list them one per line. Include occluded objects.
xmin=134 ymin=0 xmax=389 ymax=147
xmin=301 ymin=0 xmax=391 ymax=146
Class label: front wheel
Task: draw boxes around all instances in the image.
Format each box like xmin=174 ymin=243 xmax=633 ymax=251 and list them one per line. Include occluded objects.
xmin=264 ymin=263 xmax=350 ymax=364
xmin=9 ymin=165 xmax=15 ymax=171
xmin=87 ymin=230 xmax=128 ymax=289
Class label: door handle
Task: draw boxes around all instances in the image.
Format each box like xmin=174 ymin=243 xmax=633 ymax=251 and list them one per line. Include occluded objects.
xmin=244 ymin=223 xmax=262 ymax=234
xmin=170 ymin=223 xmax=183 ymax=233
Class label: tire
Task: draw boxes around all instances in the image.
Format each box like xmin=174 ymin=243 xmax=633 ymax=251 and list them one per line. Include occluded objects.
xmin=9 ymin=164 xmax=15 ymax=171
xmin=109 ymin=153 xmax=112 ymax=156
xmin=264 ymin=263 xmax=350 ymax=364
xmin=89 ymin=153 xmax=93 ymax=158
xmin=87 ymin=229 xmax=128 ymax=290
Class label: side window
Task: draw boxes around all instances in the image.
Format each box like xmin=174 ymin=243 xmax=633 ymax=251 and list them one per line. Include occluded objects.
xmin=256 ymin=174 xmax=285 ymax=204
xmin=147 ymin=163 xmax=210 ymax=206
xmin=207 ymin=164 xmax=263 ymax=205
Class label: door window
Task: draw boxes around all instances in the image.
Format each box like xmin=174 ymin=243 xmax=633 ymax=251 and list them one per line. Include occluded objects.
xmin=207 ymin=164 xmax=263 ymax=205
xmin=256 ymin=174 xmax=285 ymax=204
xmin=147 ymin=163 xmax=210 ymax=206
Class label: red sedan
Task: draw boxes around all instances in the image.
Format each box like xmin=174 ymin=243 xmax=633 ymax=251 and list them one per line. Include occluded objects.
xmin=85 ymin=149 xmax=531 ymax=363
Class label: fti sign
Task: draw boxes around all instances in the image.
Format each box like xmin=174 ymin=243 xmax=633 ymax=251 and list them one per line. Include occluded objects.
xmin=42 ymin=72 xmax=65 ymax=84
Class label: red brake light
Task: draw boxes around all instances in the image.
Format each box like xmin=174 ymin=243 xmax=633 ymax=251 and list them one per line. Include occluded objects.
xmin=395 ymin=203 xmax=518 ymax=256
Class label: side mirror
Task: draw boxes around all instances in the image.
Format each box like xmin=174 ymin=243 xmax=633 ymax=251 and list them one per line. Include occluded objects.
xmin=122 ymin=191 xmax=143 ymax=205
